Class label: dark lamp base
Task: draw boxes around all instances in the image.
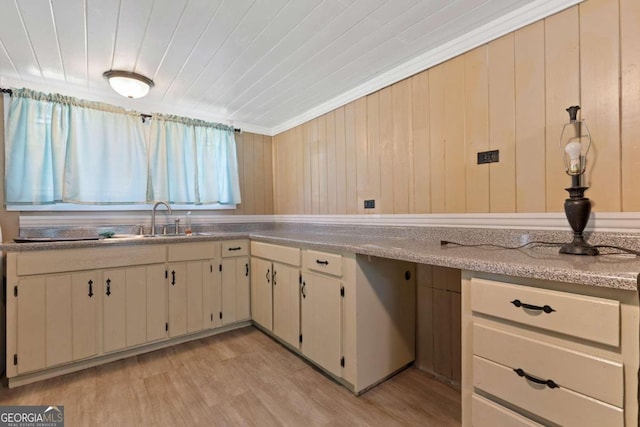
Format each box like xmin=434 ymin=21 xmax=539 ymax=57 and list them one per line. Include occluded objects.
xmin=560 ymin=185 xmax=599 ymax=256
xmin=559 ymin=239 xmax=599 ymax=256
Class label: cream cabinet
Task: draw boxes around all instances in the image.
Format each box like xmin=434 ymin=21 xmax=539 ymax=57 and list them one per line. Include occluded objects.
xmin=167 ymin=241 xmax=221 ymax=337
xmin=102 ymin=265 xmax=166 ymax=353
xmin=300 ymin=272 xmax=342 ymax=376
xmin=5 ymin=240 xmax=256 ymax=387
xmin=273 ymin=263 xmax=301 ymax=348
xmin=15 ymin=272 xmax=99 ymax=374
xmin=221 ymin=240 xmax=250 ymax=325
xmin=251 ymin=242 xmax=416 ymax=395
xmin=250 ymin=257 xmax=273 ymax=330
xmin=250 ymin=241 xmax=301 ymax=333
xmin=6 ymin=245 xmax=166 ymax=380
xmin=462 ymin=273 xmax=639 ymax=427
xmin=301 ymin=249 xmax=344 ymax=376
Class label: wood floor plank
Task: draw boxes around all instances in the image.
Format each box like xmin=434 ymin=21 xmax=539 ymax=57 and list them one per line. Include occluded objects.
xmin=0 ymin=326 xmax=461 ymax=426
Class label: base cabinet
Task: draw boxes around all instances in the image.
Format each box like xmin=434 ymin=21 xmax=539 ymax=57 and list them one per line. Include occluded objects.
xmin=5 ymin=240 xmax=253 ymax=385
xmin=461 ymin=272 xmax=639 ymax=427
xmin=273 ymin=263 xmax=301 ymax=349
xmin=251 ymin=241 xmax=302 ymax=335
xmin=15 ymin=271 xmax=100 ymax=374
xmin=221 ymin=240 xmax=250 ymax=325
xmin=251 ymin=242 xmax=416 ymax=395
xmin=250 ymin=257 xmax=275 ymax=330
xmin=301 ymin=272 xmax=342 ymax=376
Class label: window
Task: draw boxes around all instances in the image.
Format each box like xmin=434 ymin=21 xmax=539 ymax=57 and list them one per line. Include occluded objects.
xmin=4 ymin=89 xmax=241 ymax=210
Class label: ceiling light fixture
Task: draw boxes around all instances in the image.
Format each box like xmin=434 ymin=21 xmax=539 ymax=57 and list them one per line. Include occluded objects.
xmin=103 ymin=70 xmax=154 ymax=99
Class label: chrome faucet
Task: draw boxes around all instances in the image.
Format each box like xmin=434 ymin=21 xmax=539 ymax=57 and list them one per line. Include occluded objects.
xmin=151 ymin=201 xmax=172 ymax=235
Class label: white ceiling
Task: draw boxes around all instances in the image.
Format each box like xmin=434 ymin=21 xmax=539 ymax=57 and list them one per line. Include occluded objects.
xmin=0 ymin=0 xmax=580 ymax=135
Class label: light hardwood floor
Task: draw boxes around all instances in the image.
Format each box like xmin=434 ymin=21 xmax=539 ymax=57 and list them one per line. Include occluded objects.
xmin=0 ymin=327 xmax=461 ymax=426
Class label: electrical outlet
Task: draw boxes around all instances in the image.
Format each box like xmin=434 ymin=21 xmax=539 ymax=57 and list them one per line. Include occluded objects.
xmin=364 ymin=199 xmax=375 ymax=209
xmin=477 ymin=150 xmax=499 ymax=164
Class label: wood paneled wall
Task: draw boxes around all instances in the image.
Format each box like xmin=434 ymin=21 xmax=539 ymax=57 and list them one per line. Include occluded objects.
xmin=273 ymin=0 xmax=638 ymax=215
xmin=233 ymin=132 xmax=274 ymax=215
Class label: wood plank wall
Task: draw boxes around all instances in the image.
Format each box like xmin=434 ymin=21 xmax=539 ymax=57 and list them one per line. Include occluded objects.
xmin=231 ymin=132 xmax=274 ymax=215
xmin=272 ymin=0 xmax=638 ymax=215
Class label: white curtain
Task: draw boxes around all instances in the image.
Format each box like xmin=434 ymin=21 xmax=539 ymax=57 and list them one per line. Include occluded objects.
xmin=5 ymin=89 xmax=147 ymax=204
xmin=64 ymin=101 xmax=147 ymax=203
xmin=148 ymin=114 xmax=241 ymax=205
xmin=5 ymin=89 xmax=240 ymax=206
xmin=5 ymin=91 xmax=68 ymax=203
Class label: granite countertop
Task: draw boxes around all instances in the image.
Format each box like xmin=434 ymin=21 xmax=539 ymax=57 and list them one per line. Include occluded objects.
xmin=2 ymin=229 xmax=639 ymax=291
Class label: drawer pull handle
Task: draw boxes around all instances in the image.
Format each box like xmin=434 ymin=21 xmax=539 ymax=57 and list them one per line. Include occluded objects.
xmin=88 ymin=280 xmax=93 ymax=298
xmin=171 ymin=271 xmax=176 ymax=286
xmin=316 ymin=259 xmax=329 ymax=265
xmin=228 ymin=247 xmax=242 ymax=251
xmin=245 ymin=263 xmax=249 ymax=277
xmin=511 ymin=299 xmax=555 ymax=314
xmin=266 ymin=269 xmax=270 ymax=283
xmin=106 ymin=278 xmax=111 ymax=296
xmin=513 ymin=368 xmax=559 ymax=389
xmin=301 ymin=281 xmax=306 ymax=299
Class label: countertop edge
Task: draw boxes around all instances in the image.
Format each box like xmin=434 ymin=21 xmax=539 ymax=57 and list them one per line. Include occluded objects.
xmin=2 ymin=231 xmax=638 ymax=292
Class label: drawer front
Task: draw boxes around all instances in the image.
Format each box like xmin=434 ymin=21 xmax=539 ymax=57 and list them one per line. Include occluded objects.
xmin=303 ymin=250 xmax=342 ymax=277
xmin=17 ymin=246 xmax=166 ymax=275
xmin=472 ymin=394 xmax=542 ymax=427
xmin=168 ymin=241 xmax=220 ymax=262
xmin=251 ymin=241 xmax=300 ymax=266
xmin=221 ymin=239 xmax=249 ymax=257
xmin=470 ymin=278 xmax=620 ymax=346
xmin=473 ymin=356 xmax=623 ymax=427
xmin=473 ymin=323 xmax=623 ymax=407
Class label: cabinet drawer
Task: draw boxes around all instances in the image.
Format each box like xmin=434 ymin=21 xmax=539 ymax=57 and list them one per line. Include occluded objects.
xmin=303 ymin=250 xmax=342 ymax=277
xmin=17 ymin=246 xmax=166 ymax=275
xmin=168 ymin=241 xmax=220 ymax=262
xmin=221 ymin=240 xmax=249 ymax=257
xmin=473 ymin=356 xmax=623 ymax=427
xmin=470 ymin=278 xmax=619 ymax=346
xmin=472 ymin=394 xmax=542 ymax=427
xmin=251 ymin=241 xmax=300 ymax=266
xmin=473 ymin=323 xmax=623 ymax=407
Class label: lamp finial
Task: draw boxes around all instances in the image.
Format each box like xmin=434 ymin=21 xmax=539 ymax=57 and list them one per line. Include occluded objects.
xmin=566 ymin=105 xmax=580 ymax=122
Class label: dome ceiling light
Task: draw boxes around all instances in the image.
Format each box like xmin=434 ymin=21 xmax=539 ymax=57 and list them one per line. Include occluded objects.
xmin=103 ymin=70 xmax=154 ymax=99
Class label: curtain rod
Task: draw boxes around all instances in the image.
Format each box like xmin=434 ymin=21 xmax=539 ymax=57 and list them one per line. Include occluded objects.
xmin=0 ymin=87 xmax=241 ymax=133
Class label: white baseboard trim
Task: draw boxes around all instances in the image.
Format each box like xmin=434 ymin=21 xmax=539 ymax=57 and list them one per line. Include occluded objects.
xmin=19 ymin=212 xmax=640 ymax=234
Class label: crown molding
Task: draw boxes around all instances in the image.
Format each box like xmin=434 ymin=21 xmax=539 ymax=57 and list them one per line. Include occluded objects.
xmin=270 ymin=0 xmax=584 ymax=136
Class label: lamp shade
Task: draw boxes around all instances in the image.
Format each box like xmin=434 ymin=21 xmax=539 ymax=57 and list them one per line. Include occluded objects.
xmin=103 ymin=70 xmax=154 ymax=99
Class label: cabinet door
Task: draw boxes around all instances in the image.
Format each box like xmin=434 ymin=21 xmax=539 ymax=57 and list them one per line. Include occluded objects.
xmin=187 ymin=261 xmax=204 ymax=333
xmin=236 ymin=257 xmax=251 ymax=321
xmin=273 ymin=263 xmax=300 ymax=348
xmin=71 ymin=271 xmax=98 ymax=360
xmin=250 ymin=258 xmax=273 ymax=330
xmin=146 ymin=264 xmax=167 ymax=342
xmin=125 ymin=266 xmax=147 ymax=347
xmin=203 ymin=260 xmax=222 ymax=329
xmin=301 ymin=273 xmax=342 ymax=377
xmin=222 ymin=258 xmax=237 ymax=324
xmin=16 ymin=277 xmax=46 ymax=373
xmin=168 ymin=263 xmax=187 ymax=337
xmin=46 ymin=275 xmax=73 ymax=367
xmin=103 ymin=269 xmax=126 ymax=353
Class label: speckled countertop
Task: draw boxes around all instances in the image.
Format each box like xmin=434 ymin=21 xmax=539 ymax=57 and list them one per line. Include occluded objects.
xmin=3 ymin=226 xmax=640 ymax=291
